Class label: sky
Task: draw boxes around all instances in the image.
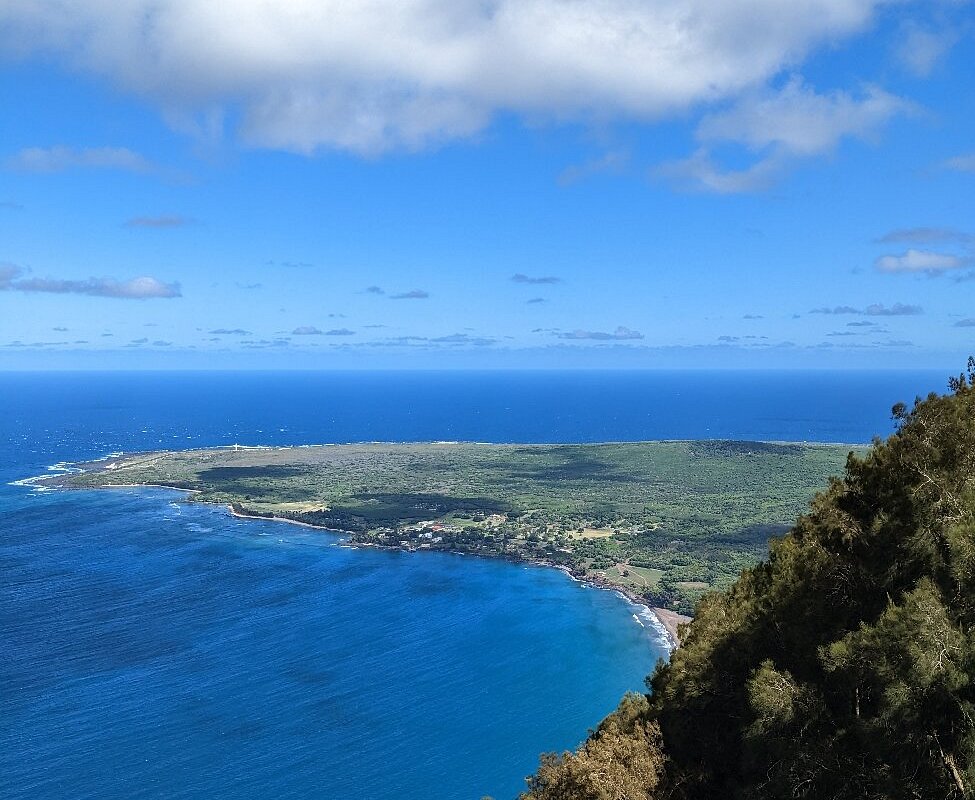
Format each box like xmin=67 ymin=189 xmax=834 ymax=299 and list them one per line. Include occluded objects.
xmin=0 ymin=0 xmax=973 ymax=370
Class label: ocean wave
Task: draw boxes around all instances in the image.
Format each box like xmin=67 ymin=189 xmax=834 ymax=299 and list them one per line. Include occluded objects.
xmin=617 ymin=593 xmax=673 ymax=649
xmin=8 ymin=460 xmax=83 ymax=489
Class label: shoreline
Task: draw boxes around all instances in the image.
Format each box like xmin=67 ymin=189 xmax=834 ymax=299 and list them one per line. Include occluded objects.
xmin=223 ymin=502 xmax=691 ymax=648
xmin=28 ymin=468 xmax=692 ymax=651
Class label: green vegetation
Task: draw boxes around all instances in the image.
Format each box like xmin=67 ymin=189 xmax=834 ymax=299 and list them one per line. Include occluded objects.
xmin=56 ymin=439 xmax=853 ymax=613
xmin=522 ymin=362 xmax=975 ymax=799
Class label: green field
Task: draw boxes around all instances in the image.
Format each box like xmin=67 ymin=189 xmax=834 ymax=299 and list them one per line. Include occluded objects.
xmin=59 ymin=440 xmax=857 ymax=614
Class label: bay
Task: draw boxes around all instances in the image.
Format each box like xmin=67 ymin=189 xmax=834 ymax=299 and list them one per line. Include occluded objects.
xmin=0 ymin=369 xmax=946 ymax=799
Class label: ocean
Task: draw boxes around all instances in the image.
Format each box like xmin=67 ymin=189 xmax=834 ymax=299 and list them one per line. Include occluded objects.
xmin=0 ymin=370 xmax=948 ymax=799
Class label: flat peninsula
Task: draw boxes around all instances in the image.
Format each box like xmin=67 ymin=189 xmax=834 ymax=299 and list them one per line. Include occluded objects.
xmin=50 ymin=440 xmax=856 ymax=621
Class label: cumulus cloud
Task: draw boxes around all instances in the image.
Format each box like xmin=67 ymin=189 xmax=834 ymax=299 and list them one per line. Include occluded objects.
xmin=527 ymin=297 xmax=546 ymax=304
xmin=875 ymin=249 xmax=970 ymax=275
xmin=700 ymin=79 xmax=909 ymax=157
xmin=125 ymin=214 xmax=193 ymax=228
xmin=325 ymin=328 xmax=355 ymax=336
xmin=0 ymin=1 xmax=893 ymax=155
xmin=810 ymin=303 xmax=923 ymax=316
xmin=390 ymin=289 xmax=429 ymax=299
xmin=209 ymin=328 xmax=251 ymax=335
xmin=558 ymin=326 xmax=643 ymax=341
xmin=955 ymin=319 xmax=975 ymax=328
xmin=292 ymin=325 xmax=323 ymax=335
xmin=512 ymin=273 xmax=561 ymax=285
xmin=363 ymin=285 xmax=385 ymax=295
xmin=0 ymin=264 xmax=181 ymax=298
xmin=6 ymin=145 xmax=156 ymax=174
xmin=659 ymin=77 xmax=910 ymax=192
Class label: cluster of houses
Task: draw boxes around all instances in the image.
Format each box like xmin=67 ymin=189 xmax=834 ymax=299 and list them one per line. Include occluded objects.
xmin=371 ymin=519 xmax=473 ymax=549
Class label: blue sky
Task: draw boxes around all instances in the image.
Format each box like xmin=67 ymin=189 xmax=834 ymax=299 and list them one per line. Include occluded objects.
xmin=0 ymin=1 xmax=973 ymax=369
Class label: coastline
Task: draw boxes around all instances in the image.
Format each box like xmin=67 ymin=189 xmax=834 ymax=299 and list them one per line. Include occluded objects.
xmin=227 ymin=506 xmax=349 ymax=532
xmin=29 ymin=461 xmax=701 ymax=650
xmin=226 ymin=501 xmax=691 ymax=649
xmin=649 ymin=607 xmax=692 ymax=647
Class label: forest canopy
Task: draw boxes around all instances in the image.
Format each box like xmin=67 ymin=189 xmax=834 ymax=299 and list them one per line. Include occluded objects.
xmin=523 ymin=360 xmax=975 ymax=800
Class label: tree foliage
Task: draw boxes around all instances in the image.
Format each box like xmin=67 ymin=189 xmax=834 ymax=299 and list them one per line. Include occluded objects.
xmin=525 ymin=363 xmax=975 ymax=799
xmin=522 ymin=694 xmax=666 ymax=800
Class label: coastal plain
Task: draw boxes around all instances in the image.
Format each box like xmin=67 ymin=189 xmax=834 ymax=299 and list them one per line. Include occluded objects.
xmin=58 ymin=440 xmax=856 ymax=615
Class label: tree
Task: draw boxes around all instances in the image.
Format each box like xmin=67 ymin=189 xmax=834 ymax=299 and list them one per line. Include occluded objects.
xmin=524 ymin=363 xmax=975 ymax=799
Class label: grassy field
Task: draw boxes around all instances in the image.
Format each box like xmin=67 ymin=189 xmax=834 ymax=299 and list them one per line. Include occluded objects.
xmin=60 ymin=440 xmax=857 ymax=614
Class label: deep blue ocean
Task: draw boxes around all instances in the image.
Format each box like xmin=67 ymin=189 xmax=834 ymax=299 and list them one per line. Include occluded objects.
xmin=0 ymin=370 xmax=948 ymax=800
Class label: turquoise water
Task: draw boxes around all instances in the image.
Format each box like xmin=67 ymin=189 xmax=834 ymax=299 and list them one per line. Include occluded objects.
xmin=0 ymin=370 xmax=947 ymax=799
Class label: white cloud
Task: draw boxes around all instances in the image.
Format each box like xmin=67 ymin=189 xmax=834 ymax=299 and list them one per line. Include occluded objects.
xmin=895 ymin=23 xmax=957 ymax=77
xmin=656 ymin=148 xmax=784 ymax=193
xmin=875 ymin=248 xmax=970 ymax=274
xmin=0 ymin=0 xmax=892 ymax=155
xmin=696 ymin=78 xmax=910 ymax=157
xmin=6 ymin=146 xmax=155 ymax=173
xmin=657 ymin=77 xmax=910 ymax=191
xmin=14 ymin=275 xmax=182 ymax=298
xmin=0 ymin=264 xmax=181 ymax=298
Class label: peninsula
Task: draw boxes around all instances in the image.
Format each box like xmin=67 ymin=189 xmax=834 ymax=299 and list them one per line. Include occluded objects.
xmin=49 ymin=440 xmax=855 ymax=619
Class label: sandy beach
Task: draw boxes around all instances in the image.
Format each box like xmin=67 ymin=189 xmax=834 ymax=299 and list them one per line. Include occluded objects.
xmin=650 ymin=607 xmax=692 ymax=647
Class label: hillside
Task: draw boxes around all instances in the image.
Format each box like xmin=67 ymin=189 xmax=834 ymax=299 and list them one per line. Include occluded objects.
xmin=522 ymin=362 xmax=975 ymax=799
